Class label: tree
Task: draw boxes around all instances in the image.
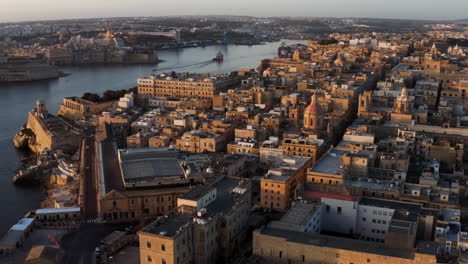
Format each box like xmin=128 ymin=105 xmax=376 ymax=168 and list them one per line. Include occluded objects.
xmin=102 ymin=90 xmax=117 ymax=102
xmin=82 ymin=92 xmax=101 ymax=102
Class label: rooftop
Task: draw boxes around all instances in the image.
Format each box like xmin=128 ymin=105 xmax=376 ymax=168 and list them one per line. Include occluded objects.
xmin=257 ymin=227 xmax=419 ymax=259
xmin=345 ymin=177 xmax=399 ymax=192
xmin=140 ymin=177 xmax=250 ymax=237
xmin=206 ymin=177 xmax=250 ymax=215
xmin=35 ymin=207 xmax=80 ymax=215
xmin=359 ymin=197 xmax=437 ymax=217
xmin=118 ymin=148 xmax=186 ymax=186
xmin=388 ymin=218 xmax=417 ymax=235
xmin=309 ymin=148 xmax=348 ymax=175
xmin=139 ymin=72 xmax=234 ymax=83
xmin=268 ymin=202 xmax=321 ymax=231
xmin=179 ymin=185 xmax=215 ymax=201
xmin=140 ymin=212 xmax=193 ymax=238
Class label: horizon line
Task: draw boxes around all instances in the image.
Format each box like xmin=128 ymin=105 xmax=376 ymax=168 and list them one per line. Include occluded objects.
xmin=1 ymin=14 xmax=467 ymax=25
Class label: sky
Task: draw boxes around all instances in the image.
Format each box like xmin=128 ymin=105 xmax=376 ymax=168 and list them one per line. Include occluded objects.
xmin=0 ymin=0 xmax=467 ymax=22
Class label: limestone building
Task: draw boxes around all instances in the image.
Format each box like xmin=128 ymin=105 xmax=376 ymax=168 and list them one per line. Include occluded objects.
xmin=303 ymin=94 xmax=325 ymax=131
xmin=23 ymin=100 xmax=81 ymax=153
xmin=138 ymin=177 xmax=251 ymax=264
xmin=137 ymin=73 xmax=239 ymax=100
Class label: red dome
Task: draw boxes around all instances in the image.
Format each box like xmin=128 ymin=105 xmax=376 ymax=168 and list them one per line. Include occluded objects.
xmin=306 ymin=94 xmax=323 ymax=113
xmin=306 ymin=103 xmax=323 ymax=113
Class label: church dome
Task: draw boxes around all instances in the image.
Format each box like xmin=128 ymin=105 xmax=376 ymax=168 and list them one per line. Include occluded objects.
xmin=305 ymin=94 xmax=323 ymax=113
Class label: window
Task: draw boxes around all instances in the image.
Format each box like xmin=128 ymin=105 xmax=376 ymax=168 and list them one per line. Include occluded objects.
xmin=337 ymin=207 xmax=342 ymax=214
xmin=302 ymin=255 xmax=305 ymax=262
xmin=162 ymin=258 xmax=166 ymax=264
xmin=147 ymin=256 xmax=152 ymax=262
xmin=161 ymin=244 xmax=165 ymax=251
xmin=147 ymin=242 xmax=151 ymax=248
xmin=279 ymin=251 xmax=282 ymax=258
xmin=326 ymin=205 xmax=330 ymax=213
xmin=367 ymin=259 xmax=371 ymax=263
xmin=362 ymin=217 xmax=366 ymax=222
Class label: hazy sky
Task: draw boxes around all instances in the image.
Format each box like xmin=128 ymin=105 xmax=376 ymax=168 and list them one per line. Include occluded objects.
xmin=0 ymin=0 xmax=467 ymax=22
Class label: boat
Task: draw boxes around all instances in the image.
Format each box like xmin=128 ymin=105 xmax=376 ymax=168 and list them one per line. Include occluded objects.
xmin=212 ymin=51 xmax=224 ymax=62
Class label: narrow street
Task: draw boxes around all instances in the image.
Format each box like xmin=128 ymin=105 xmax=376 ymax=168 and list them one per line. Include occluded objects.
xmin=82 ymin=126 xmax=98 ymax=220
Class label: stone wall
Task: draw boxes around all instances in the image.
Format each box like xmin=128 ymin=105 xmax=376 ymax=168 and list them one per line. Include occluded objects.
xmin=26 ymin=112 xmax=54 ymax=153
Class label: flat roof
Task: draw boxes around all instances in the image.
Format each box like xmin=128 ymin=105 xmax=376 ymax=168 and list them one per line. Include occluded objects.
xmin=345 ymin=177 xmax=399 ymax=191
xmin=122 ymin=158 xmax=185 ymax=183
xmin=207 ymin=177 xmax=249 ymax=214
xmin=11 ymin=218 xmax=34 ymax=231
xmin=269 ymin=202 xmax=320 ymax=231
xmin=140 ymin=177 xmax=249 ymax=237
xmin=310 ymin=148 xmax=348 ymax=175
xmin=36 ymin=207 xmax=80 ymax=215
xmin=301 ymin=189 xmax=358 ymax=202
xmin=258 ymin=227 xmax=418 ymax=259
xmin=119 ymin=148 xmax=185 ymax=184
xmin=416 ymin=241 xmax=438 ymax=255
xmin=179 ymin=185 xmax=215 ymax=201
xmin=141 ymin=213 xmax=193 ymax=238
xmin=388 ymin=217 xmax=417 ymax=235
xmin=359 ymin=197 xmax=422 ymax=213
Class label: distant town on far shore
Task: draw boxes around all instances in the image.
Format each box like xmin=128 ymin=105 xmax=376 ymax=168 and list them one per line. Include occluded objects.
xmin=0 ymin=14 xmax=468 ymax=264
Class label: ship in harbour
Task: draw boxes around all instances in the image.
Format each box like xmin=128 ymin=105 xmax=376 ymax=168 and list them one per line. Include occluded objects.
xmin=212 ymin=51 xmax=224 ymax=62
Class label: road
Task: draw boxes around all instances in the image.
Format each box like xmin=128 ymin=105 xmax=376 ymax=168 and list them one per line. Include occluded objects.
xmin=60 ymin=223 xmax=123 ymax=264
xmin=82 ymin=126 xmax=98 ymax=220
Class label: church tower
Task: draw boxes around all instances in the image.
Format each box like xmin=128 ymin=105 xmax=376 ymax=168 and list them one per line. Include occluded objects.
xmin=36 ymin=99 xmax=48 ymax=118
xmin=431 ymin=43 xmax=440 ymax=56
xmin=304 ymin=94 xmax=324 ymax=130
xmin=393 ymin=88 xmax=412 ymax=114
xmin=358 ymin=91 xmax=372 ymax=117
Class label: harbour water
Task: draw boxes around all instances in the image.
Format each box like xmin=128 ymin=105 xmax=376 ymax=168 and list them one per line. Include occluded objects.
xmin=0 ymin=39 xmax=304 ymax=233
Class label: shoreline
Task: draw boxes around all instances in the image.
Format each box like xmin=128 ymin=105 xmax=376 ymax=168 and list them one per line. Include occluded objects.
xmin=1 ymin=39 xmax=299 ymax=236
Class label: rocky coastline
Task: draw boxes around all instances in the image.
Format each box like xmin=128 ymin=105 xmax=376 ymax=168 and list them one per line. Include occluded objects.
xmin=13 ymin=125 xmax=41 ymax=153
